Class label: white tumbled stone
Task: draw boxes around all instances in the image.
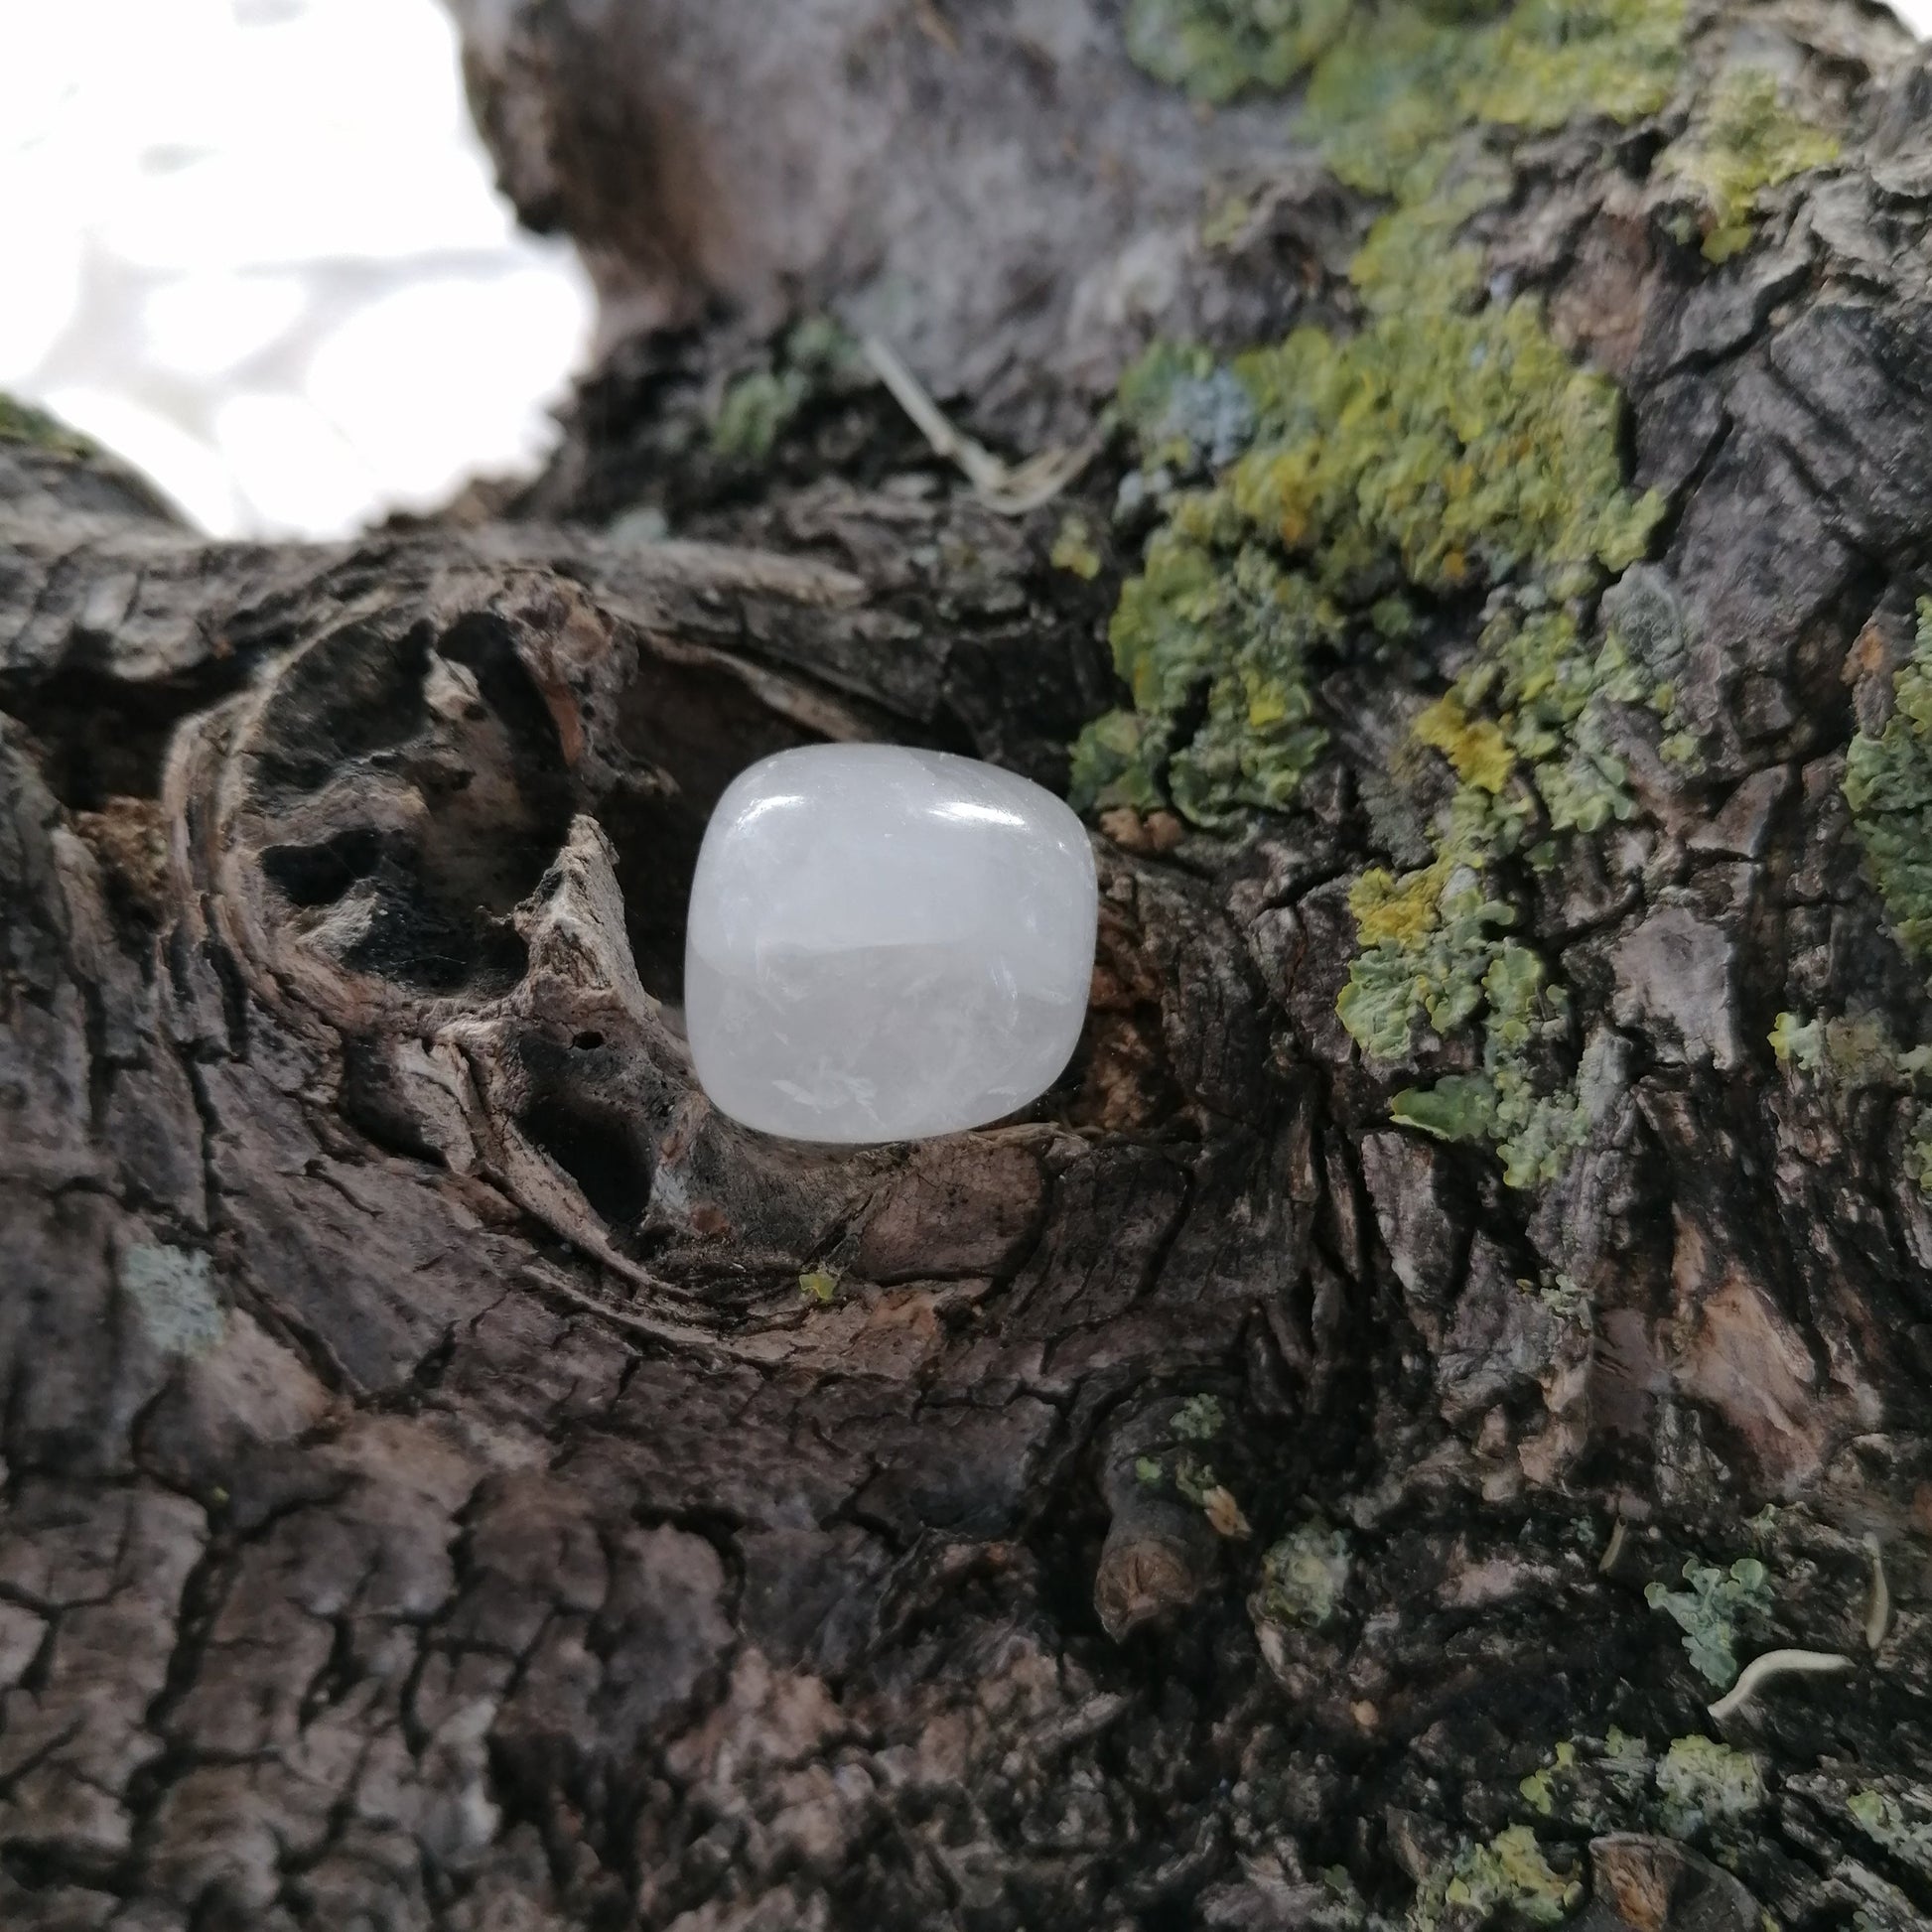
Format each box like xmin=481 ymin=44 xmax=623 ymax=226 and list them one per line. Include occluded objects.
xmin=685 ymin=745 xmax=1098 ymax=1142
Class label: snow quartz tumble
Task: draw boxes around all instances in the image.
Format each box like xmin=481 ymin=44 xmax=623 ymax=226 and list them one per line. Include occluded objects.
xmin=685 ymin=746 xmax=1099 ymax=1142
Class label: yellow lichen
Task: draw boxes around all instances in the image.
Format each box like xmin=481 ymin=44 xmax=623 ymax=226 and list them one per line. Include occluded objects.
xmin=1348 ymin=861 xmax=1448 ymax=950
xmin=1415 ymin=692 xmax=1516 ymax=793
xmin=1086 ymin=0 xmax=1725 ymax=1190
xmin=1051 ymin=512 xmax=1104 ymax=580
xmin=1661 ymin=67 xmax=1841 ymax=263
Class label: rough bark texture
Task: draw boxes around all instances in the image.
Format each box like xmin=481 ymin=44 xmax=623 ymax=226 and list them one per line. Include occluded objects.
xmin=7 ymin=3 xmax=1932 ymax=1929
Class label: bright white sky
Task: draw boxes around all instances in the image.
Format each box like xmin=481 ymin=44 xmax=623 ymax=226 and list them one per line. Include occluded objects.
xmin=0 ymin=0 xmax=593 ymax=538
xmin=2 ymin=1 xmax=1925 ymax=538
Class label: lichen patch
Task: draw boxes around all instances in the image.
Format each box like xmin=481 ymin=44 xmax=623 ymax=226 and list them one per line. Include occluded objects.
xmin=118 ymin=1242 xmax=226 ymax=1359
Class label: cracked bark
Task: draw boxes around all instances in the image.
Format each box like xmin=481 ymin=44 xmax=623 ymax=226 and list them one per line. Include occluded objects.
xmin=6 ymin=2 xmax=1932 ymax=1928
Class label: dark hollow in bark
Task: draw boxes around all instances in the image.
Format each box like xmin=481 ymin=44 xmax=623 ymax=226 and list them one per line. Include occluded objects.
xmin=7 ymin=3 xmax=1932 ymax=1929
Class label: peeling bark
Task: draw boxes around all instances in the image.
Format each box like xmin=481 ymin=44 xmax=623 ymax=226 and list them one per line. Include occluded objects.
xmin=7 ymin=3 xmax=1932 ymax=1929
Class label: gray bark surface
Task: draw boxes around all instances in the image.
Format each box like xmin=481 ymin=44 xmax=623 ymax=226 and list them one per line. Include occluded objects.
xmin=5 ymin=3 xmax=1932 ymax=1928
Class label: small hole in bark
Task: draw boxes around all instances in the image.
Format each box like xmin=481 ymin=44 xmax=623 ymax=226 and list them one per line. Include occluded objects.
xmin=6 ymin=664 xmax=246 ymax=808
xmin=340 ymin=877 xmax=530 ymax=995
xmin=251 ymin=608 xmax=582 ymax=1000
xmin=440 ymin=615 xmax=567 ymax=766
xmin=519 ymin=1092 xmax=654 ymax=1233
xmin=573 ymin=1031 xmax=605 ymax=1050
xmin=412 ymin=612 xmax=577 ymax=921
xmin=261 ymin=827 xmax=387 ymax=906
xmin=250 ymin=620 xmax=436 ymax=801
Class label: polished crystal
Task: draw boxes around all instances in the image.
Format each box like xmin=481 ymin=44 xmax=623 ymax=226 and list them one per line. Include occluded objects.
xmin=685 ymin=746 xmax=1098 ymax=1142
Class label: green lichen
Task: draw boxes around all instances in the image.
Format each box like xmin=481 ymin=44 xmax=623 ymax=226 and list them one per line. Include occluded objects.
xmin=1535 ymin=1270 xmax=1587 ymax=1319
xmin=1318 ymin=514 xmax=1685 ymax=1190
xmin=1410 ymin=1825 xmax=1582 ymax=1931
xmin=1910 ymin=1105 xmax=1932 ymax=1192
xmin=1390 ymin=1072 xmax=1503 ymax=1144
xmin=1085 ymin=0 xmax=1683 ymax=833
xmin=1768 ymin=1011 xmax=1824 ymax=1070
xmin=1770 ymin=1009 xmax=1932 ymax=1190
xmin=1645 ymin=1556 xmax=1772 ymax=1689
xmin=1654 ymin=1735 xmax=1767 ymax=1840
xmin=1173 ymin=1393 xmax=1227 ymax=1439
xmin=711 ymin=318 xmax=861 ymax=461
xmin=1134 ymin=1396 xmax=1242 ymax=1516
xmin=1243 ymin=0 xmax=1684 ymax=362
xmin=1349 ymin=176 xmax=1497 ymax=316
xmin=714 ymin=370 xmax=807 ymax=462
xmin=0 ymin=394 xmax=95 ymax=458
xmin=1477 ymin=1728 xmax=1799 ymax=1880
xmin=1523 ymin=1738 xmax=1592 ymax=1827
xmin=1201 ymin=192 xmax=1253 ymax=251
xmin=1660 ymin=67 xmax=1841 ymax=263
xmin=1847 ymin=1787 xmax=1932 ymax=1877
xmin=1341 ymin=805 xmax=1536 ymax=1142
xmin=798 ymin=1269 xmax=841 ymax=1304
xmin=1078 ymin=304 xmax=1664 ymax=832
xmin=1232 ymin=306 xmax=1663 ymax=594
xmin=1799 ymin=598 xmax=1932 ymax=1193
xmin=1347 ymin=574 xmax=1694 ymax=1179
xmin=1079 ymin=524 xmax=1336 ymax=824
xmin=1069 ymin=710 xmax=1171 ymax=816
xmin=1161 ymin=1448 xmax=1251 ymax=1535
xmin=1084 ymin=0 xmax=1690 ymax=1188
xmin=1255 ymin=1518 xmax=1351 ymax=1628
xmin=1768 ymin=1011 xmax=1911 ymax=1088
xmin=1343 ymin=776 xmax=1631 ymax=1186
xmin=1413 ymin=693 xmax=1515 ymax=794
xmin=1453 ymin=0 xmax=1679 ymax=130
xmin=1344 ymin=807 xmax=1535 ymax=1080
xmin=1303 ymin=0 xmax=1682 ymax=205
xmin=1051 ymin=511 xmax=1104 ymax=580
xmin=1173 ymin=1450 xmax=1225 ymax=1506
xmin=1124 ymin=0 xmax=1352 ymax=102
xmin=1509 ymin=1728 xmax=1775 ymax=1849
xmin=1115 ymin=341 xmax=1259 ymax=475
xmin=1519 ymin=1742 xmax=1578 ymax=1818
xmin=1847 ymin=600 xmax=1932 ymax=966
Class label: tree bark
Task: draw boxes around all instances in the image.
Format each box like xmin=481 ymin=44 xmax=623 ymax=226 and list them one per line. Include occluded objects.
xmin=6 ymin=3 xmax=1932 ymax=1928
